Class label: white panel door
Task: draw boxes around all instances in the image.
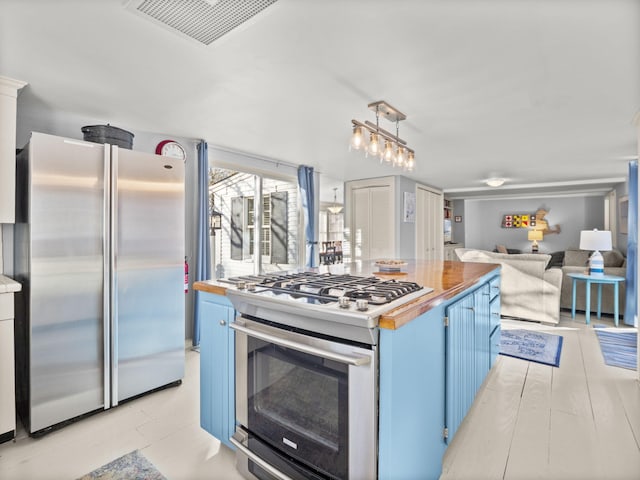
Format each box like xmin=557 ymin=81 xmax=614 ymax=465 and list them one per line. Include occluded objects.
xmin=416 ymin=186 xmax=443 ymax=260
xmin=369 ymin=185 xmax=393 ymax=260
xmin=352 ymin=187 xmax=371 ymax=261
xmin=349 ymin=182 xmax=394 ymax=261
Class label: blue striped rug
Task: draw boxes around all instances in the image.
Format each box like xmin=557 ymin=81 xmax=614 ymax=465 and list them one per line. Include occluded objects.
xmin=594 ymin=329 xmax=637 ymax=370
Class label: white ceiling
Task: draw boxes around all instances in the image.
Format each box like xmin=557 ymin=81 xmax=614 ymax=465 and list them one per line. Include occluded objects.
xmin=1 ymin=0 xmax=638 ymax=197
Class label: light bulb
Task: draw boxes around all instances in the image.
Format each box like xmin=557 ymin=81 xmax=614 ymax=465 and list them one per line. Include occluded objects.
xmin=406 ymin=151 xmax=415 ymax=171
xmin=350 ymin=125 xmax=364 ymax=150
xmin=383 ymin=140 xmax=394 ymax=163
xmin=396 ymin=146 xmax=406 ymax=167
xmin=367 ymin=132 xmax=380 ymax=157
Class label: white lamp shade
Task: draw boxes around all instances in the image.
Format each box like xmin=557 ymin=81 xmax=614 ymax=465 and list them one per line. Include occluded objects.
xmin=579 ymin=229 xmax=612 ymax=252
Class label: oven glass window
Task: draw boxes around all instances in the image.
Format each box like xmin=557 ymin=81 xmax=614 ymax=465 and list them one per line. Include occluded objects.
xmin=248 ymin=339 xmax=348 ymax=479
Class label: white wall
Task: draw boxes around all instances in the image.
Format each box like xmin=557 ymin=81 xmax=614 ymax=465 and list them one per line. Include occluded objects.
xmin=463 ymin=195 xmax=609 ymax=254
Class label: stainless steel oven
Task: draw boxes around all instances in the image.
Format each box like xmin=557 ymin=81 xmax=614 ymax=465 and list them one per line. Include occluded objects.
xmin=225 ymin=272 xmax=430 ymax=480
xmin=231 ymin=316 xmax=377 ymax=480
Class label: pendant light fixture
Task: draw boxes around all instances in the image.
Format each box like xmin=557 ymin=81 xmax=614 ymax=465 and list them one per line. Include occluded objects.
xmin=350 ymin=101 xmax=415 ymax=171
xmin=350 ymin=125 xmax=365 ymax=150
xmin=327 ymin=187 xmax=343 ymax=214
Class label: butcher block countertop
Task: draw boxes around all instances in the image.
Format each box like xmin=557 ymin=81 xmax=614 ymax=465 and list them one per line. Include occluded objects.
xmin=194 ymin=260 xmax=499 ymax=331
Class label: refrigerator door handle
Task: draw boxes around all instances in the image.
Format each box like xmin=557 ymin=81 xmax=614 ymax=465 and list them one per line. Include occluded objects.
xmin=110 ymin=144 xmax=119 ymax=407
xmin=103 ymin=144 xmax=111 ymax=409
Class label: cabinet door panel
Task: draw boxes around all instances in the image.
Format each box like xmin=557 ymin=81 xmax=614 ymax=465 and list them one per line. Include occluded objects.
xmin=474 ymin=285 xmax=491 ymax=392
xmin=445 ymin=293 xmax=476 ymax=443
xmin=199 ymin=295 xmax=235 ymax=449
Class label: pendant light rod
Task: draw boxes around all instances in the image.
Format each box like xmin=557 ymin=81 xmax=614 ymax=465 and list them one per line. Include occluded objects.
xmin=363 ymin=120 xmax=408 ymax=146
xmin=352 ymin=119 xmax=409 ymax=148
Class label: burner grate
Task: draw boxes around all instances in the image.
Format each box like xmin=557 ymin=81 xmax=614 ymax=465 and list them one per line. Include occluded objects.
xmin=227 ymin=272 xmax=423 ymax=305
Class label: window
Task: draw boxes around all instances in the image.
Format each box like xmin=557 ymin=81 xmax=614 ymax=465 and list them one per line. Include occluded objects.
xmin=209 ymin=167 xmax=298 ymax=278
xmin=246 ymin=195 xmax=272 ymax=257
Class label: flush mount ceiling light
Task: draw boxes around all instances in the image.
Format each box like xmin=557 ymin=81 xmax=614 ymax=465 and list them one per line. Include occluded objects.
xmin=485 ymin=177 xmax=506 ymax=187
xmin=350 ymin=101 xmax=415 ymax=171
xmin=327 ymin=187 xmax=343 ymax=214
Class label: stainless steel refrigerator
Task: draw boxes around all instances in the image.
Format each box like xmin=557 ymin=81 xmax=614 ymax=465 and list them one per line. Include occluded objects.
xmin=13 ymin=132 xmax=185 ymax=435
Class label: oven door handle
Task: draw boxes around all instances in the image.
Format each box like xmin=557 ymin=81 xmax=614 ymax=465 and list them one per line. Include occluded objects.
xmin=230 ymin=322 xmax=371 ymax=366
xmin=230 ymin=435 xmax=295 ymax=480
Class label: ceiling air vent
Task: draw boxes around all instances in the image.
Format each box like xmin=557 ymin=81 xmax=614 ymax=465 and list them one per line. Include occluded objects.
xmin=125 ymin=0 xmax=279 ymax=46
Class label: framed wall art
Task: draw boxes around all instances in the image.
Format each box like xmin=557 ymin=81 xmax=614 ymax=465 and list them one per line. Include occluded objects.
xmin=403 ymin=192 xmax=416 ymax=223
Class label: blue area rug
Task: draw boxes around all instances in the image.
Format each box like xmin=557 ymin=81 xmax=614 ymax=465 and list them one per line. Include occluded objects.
xmin=500 ymin=329 xmax=563 ymax=367
xmin=594 ymin=329 xmax=638 ymax=370
xmin=77 ymin=450 xmax=166 ymax=480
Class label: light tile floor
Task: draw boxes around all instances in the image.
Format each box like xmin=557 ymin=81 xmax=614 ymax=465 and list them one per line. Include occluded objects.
xmin=1 ymin=311 xmax=638 ymax=479
xmin=0 ymin=346 xmax=242 ymax=480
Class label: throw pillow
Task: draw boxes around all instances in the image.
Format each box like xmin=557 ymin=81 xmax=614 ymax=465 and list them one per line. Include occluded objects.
xmin=547 ymin=251 xmax=565 ymax=269
xmin=602 ymin=249 xmax=624 ymax=267
xmin=496 ymin=244 xmax=508 ymax=254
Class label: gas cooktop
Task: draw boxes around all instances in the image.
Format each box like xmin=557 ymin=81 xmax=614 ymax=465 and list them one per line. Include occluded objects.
xmin=226 ymin=272 xmax=423 ymax=306
xmin=225 ymin=272 xmax=433 ymax=344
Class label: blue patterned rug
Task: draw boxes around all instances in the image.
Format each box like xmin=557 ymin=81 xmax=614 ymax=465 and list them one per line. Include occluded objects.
xmin=594 ymin=329 xmax=637 ymax=370
xmin=77 ymin=450 xmax=166 ymax=480
xmin=500 ymin=329 xmax=563 ymax=367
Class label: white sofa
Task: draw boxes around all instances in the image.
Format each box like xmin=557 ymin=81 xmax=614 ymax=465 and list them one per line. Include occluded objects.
xmin=455 ymin=248 xmax=563 ymax=325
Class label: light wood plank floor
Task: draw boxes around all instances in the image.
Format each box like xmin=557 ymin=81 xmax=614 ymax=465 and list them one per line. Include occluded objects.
xmin=1 ymin=311 xmax=638 ymax=479
xmin=441 ymin=310 xmax=640 ymax=480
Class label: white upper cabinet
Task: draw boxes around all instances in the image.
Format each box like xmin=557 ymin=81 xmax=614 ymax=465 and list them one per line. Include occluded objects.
xmin=0 ymin=75 xmax=28 ymax=224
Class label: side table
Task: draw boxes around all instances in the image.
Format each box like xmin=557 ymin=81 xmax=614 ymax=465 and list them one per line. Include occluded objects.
xmin=567 ymin=272 xmax=625 ymax=327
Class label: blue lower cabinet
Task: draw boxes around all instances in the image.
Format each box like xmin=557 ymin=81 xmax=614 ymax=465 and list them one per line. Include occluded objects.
xmin=378 ymin=270 xmax=500 ymax=480
xmin=198 ymin=292 xmax=235 ymax=450
xmin=444 ymin=272 xmax=498 ymax=445
xmin=378 ymin=304 xmax=447 ymax=480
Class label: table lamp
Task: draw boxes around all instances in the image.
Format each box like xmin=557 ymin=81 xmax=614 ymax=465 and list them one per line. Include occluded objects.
xmin=579 ymin=229 xmax=612 ymax=276
xmin=527 ymin=230 xmax=543 ymax=253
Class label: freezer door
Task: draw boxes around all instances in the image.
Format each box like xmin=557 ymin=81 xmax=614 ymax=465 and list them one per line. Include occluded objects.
xmin=20 ymin=133 xmax=107 ymax=432
xmin=111 ymin=146 xmax=185 ymax=404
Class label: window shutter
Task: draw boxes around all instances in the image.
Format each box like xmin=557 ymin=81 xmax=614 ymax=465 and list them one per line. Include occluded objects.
xmin=231 ymin=197 xmax=243 ymax=260
xmin=270 ymin=191 xmax=288 ymax=264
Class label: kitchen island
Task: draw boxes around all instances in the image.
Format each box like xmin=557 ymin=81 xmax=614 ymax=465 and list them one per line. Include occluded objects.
xmin=195 ymin=260 xmax=500 ymax=480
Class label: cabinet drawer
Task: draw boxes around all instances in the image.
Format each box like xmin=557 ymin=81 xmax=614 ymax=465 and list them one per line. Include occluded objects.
xmin=490 ymin=326 xmax=501 ymax=366
xmin=0 ymin=294 xmax=13 ymax=321
xmin=489 ymin=277 xmax=500 ymax=301
xmin=490 ymin=296 xmax=501 ymax=331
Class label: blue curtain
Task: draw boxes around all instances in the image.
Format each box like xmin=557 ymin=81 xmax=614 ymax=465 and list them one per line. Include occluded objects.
xmin=193 ymin=140 xmax=211 ymax=346
xmin=297 ymin=165 xmax=317 ymax=267
xmin=624 ymin=161 xmax=637 ymax=326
